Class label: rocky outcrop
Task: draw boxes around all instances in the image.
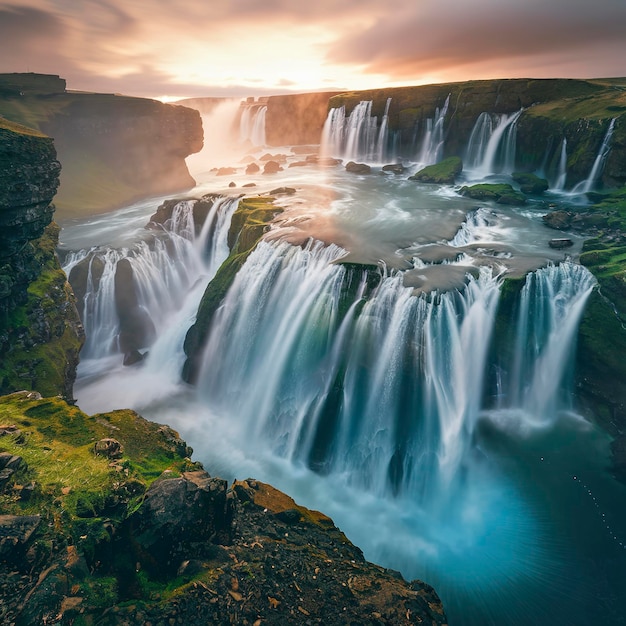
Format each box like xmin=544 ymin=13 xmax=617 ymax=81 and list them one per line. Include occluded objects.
xmin=0 ymin=73 xmax=203 ymax=218
xmin=183 ymin=196 xmax=283 ymax=383
xmin=409 ymin=156 xmax=462 ymax=184
xmin=0 ymin=392 xmax=446 ymax=625
xmin=0 ymin=121 xmax=83 ymax=399
xmin=329 ymin=78 xmax=626 ymax=189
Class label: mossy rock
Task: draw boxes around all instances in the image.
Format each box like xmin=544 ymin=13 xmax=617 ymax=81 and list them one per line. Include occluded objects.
xmin=460 ymin=183 xmax=526 ymax=205
xmin=409 ymin=157 xmax=463 ymax=184
xmin=512 ymin=172 xmax=549 ymax=194
xmin=182 ymin=196 xmax=283 ymax=383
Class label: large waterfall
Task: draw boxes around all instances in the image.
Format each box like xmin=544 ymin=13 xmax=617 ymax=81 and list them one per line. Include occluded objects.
xmin=239 ymin=104 xmax=267 ymax=146
xmin=465 ymin=109 xmax=523 ymax=178
xmin=64 ymin=102 xmax=626 ymax=626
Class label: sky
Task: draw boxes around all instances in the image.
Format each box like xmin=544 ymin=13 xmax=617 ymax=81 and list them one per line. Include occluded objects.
xmin=1 ymin=0 xmax=625 ymax=100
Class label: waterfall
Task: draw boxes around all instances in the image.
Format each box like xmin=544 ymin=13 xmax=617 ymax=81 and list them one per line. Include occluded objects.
xmin=552 ymin=138 xmax=568 ymax=191
xmin=465 ymin=109 xmax=523 ymax=178
xmin=506 ymin=262 xmax=596 ymax=422
xmin=571 ymin=118 xmax=616 ymax=194
xmin=64 ymin=196 xmax=240 ymax=361
xmin=417 ymin=94 xmax=450 ymax=166
xmin=239 ymin=104 xmax=267 ymax=146
xmin=320 ymin=99 xmax=391 ymax=163
xmin=196 ymin=238 xmax=594 ymax=506
xmin=448 ymin=207 xmax=497 ymax=247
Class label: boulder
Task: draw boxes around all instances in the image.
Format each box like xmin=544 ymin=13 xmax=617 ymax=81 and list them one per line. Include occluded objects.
xmin=512 ymin=172 xmax=549 ymax=194
xmin=245 ymin=162 xmax=260 ymax=174
xmin=460 ymin=183 xmax=526 ymax=205
xmin=549 ymin=238 xmax=574 ymax=249
xmin=216 ymin=167 xmax=237 ymax=176
xmin=94 ymin=438 xmax=124 ymax=459
xmin=345 ymin=161 xmax=371 ymax=174
xmin=543 ymin=210 xmax=573 ymax=230
xmin=409 ymin=156 xmax=462 ymax=184
xmin=269 ymin=187 xmax=296 ymax=195
xmin=263 ymin=160 xmax=282 ymax=174
xmin=382 ymin=163 xmax=406 ymax=174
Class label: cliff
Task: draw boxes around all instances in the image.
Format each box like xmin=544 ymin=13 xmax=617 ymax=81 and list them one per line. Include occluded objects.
xmin=0 ymin=73 xmax=203 ymax=219
xmin=0 ymin=391 xmax=446 ymax=625
xmin=0 ymin=120 xmax=83 ymax=399
xmin=329 ymin=77 xmax=626 ymax=189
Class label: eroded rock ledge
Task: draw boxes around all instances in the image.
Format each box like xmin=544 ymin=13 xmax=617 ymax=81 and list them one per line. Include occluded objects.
xmin=0 ymin=392 xmax=446 ymax=625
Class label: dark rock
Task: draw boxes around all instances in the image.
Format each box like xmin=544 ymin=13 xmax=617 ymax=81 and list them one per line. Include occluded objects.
xmin=382 ymin=163 xmax=406 ymax=174
xmin=0 ymin=514 xmax=41 ymax=558
xmin=123 ymin=349 xmax=146 ymax=366
xmin=263 ymin=160 xmax=282 ymax=174
xmin=269 ymin=187 xmax=296 ymax=195
xmin=543 ymin=210 xmax=573 ymax=230
xmin=245 ymin=162 xmax=260 ymax=174
xmin=345 ymin=161 xmax=371 ymax=174
xmin=242 ymin=182 xmax=257 ymax=187
xmin=0 ymin=452 xmax=24 ymax=471
xmin=275 ymin=508 xmax=302 ymax=524
xmin=94 ymin=438 xmax=124 ymax=459
xmin=548 ymin=238 xmax=574 ymax=249
xmin=512 ymin=171 xmax=549 ymax=194
xmin=228 ymin=181 xmax=236 ymax=188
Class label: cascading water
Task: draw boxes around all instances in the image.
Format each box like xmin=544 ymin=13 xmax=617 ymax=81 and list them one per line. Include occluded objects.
xmin=417 ymin=94 xmax=450 ymax=166
xmin=239 ymin=104 xmax=267 ymax=146
xmin=552 ymin=138 xmax=568 ymax=190
xmin=571 ymin=118 xmax=616 ymax=195
xmin=64 ymin=196 xmax=240 ymax=362
xmin=320 ymin=99 xmax=391 ymax=163
xmin=465 ymin=109 xmax=523 ymax=178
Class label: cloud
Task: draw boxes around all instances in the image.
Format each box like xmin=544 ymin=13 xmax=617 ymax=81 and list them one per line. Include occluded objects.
xmin=0 ymin=0 xmax=624 ymax=98
xmin=327 ymin=0 xmax=626 ymax=81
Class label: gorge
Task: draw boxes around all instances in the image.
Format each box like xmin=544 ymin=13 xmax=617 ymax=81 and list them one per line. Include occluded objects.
xmin=2 ymin=73 xmax=626 ymax=625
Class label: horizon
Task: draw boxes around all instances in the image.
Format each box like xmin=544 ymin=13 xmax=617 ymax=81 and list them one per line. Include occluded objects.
xmin=1 ymin=1 xmax=625 ymax=101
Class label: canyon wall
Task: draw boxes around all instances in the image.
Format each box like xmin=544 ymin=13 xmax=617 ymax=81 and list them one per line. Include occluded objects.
xmin=0 ymin=119 xmax=83 ymax=399
xmin=0 ymin=73 xmax=203 ymax=218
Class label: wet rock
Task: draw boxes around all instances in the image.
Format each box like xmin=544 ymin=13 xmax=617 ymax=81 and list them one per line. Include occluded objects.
xmin=269 ymin=187 xmax=296 ymax=195
xmin=382 ymin=163 xmax=406 ymax=174
xmin=216 ymin=167 xmax=237 ymax=176
xmin=228 ymin=181 xmax=236 ymax=188
xmin=543 ymin=210 xmax=573 ymax=230
xmin=409 ymin=156 xmax=462 ymax=184
xmin=245 ymin=162 xmax=260 ymax=174
xmin=123 ymin=349 xmax=146 ymax=366
xmin=512 ymin=171 xmax=549 ymax=194
xmin=263 ymin=160 xmax=282 ymax=174
xmin=548 ymin=237 xmax=574 ymax=249
xmin=345 ymin=161 xmax=371 ymax=174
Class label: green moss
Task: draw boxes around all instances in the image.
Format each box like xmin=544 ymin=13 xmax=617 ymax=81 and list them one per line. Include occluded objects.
xmin=0 ymin=223 xmax=83 ymax=399
xmin=460 ymin=183 xmax=526 ymax=205
xmin=409 ymin=157 xmax=463 ymax=184
xmin=182 ymin=196 xmax=283 ymax=383
xmin=0 ymin=392 xmax=194 ymax=521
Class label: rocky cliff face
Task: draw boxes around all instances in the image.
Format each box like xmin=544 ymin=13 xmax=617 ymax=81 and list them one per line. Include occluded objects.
xmin=329 ymin=78 xmax=626 ymax=189
xmin=0 ymin=392 xmax=446 ymax=626
xmin=0 ymin=74 xmax=203 ymax=218
xmin=0 ymin=120 xmax=83 ymax=399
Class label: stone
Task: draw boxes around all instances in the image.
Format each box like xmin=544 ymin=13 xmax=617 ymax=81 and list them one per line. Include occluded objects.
xmin=94 ymin=438 xmax=124 ymax=459
xmin=548 ymin=238 xmax=574 ymax=249
xmin=345 ymin=161 xmax=371 ymax=174
xmin=543 ymin=210 xmax=572 ymax=230
xmin=245 ymin=162 xmax=260 ymax=174
xmin=0 ymin=515 xmax=41 ymax=557
xmin=263 ymin=161 xmax=282 ymax=174
xmin=382 ymin=163 xmax=406 ymax=174
xmin=216 ymin=167 xmax=237 ymax=176
xmin=409 ymin=156 xmax=462 ymax=184
xmin=269 ymin=187 xmax=296 ymax=195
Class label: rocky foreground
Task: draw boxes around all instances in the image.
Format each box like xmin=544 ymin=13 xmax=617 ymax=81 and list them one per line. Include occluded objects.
xmin=0 ymin=392 xmax=446 ymax=626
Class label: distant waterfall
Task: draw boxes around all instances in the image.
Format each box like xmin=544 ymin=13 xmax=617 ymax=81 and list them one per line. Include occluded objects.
xmin=64 ymin=196 xmax=240 ymax=360
xmin=320 ymin=99 xmax=392 ymax=163
xmin=552 ymin=138 xmax=568 ymax=191
xmin=465 ymin=109 xmax=523 ymax=177
xmin=239 ymin=104 xmax=267 ymax=146
xmin=571 ymin=118 xmax=616 ymax=194
xmin=196 ymin=238 xmax=595 ymax=503
xmin=417 ymin=94 xmax=450 ymax=166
